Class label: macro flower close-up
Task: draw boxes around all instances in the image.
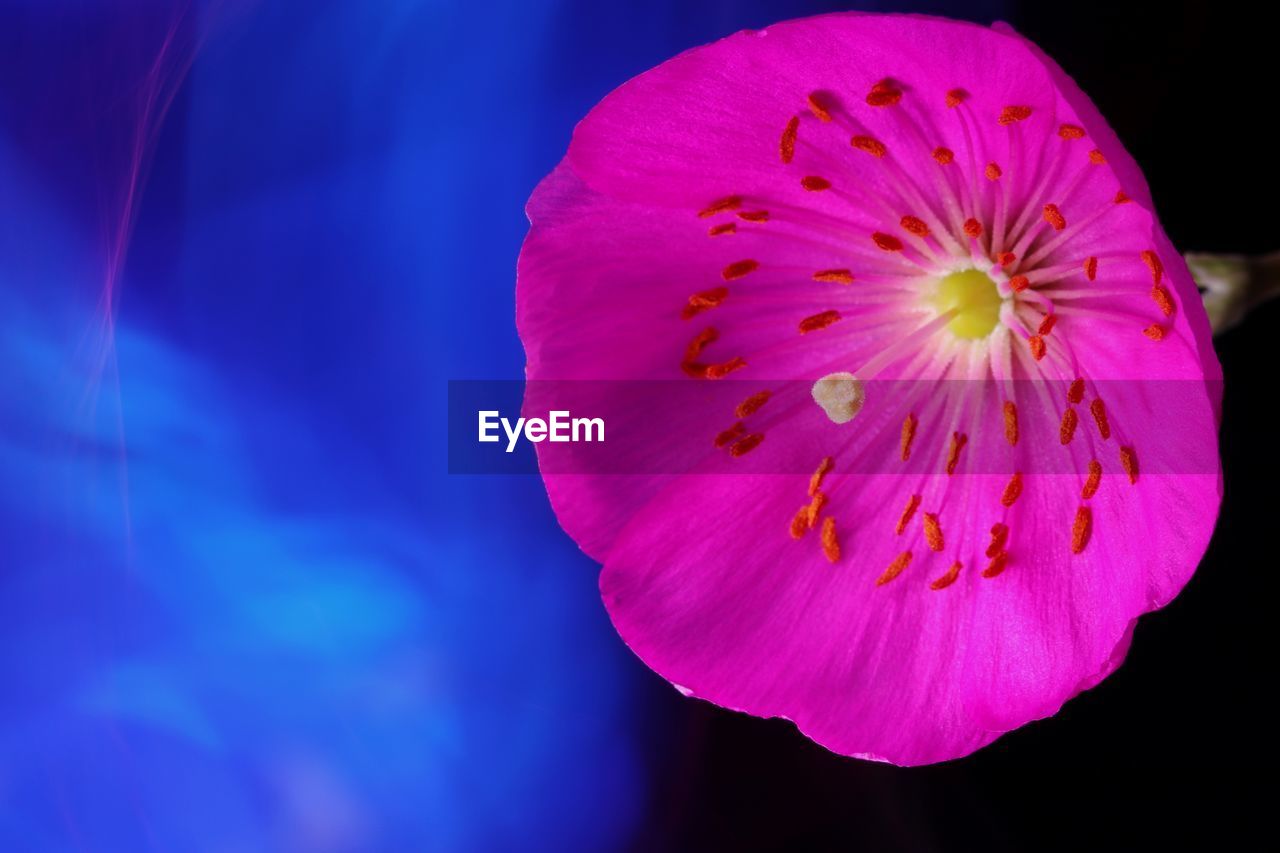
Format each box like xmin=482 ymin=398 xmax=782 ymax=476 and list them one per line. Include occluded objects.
xmin=518 ymin=13 xmax=1222 ymax=765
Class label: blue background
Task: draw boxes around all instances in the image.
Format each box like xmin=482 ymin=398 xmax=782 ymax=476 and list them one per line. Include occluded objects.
xmin=5 ymin=0 xmax=1269 ymax=850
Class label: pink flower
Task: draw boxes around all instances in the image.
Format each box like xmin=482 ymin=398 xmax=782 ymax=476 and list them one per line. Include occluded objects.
xmin=517 ymin=13 xmax=1221 ymax=764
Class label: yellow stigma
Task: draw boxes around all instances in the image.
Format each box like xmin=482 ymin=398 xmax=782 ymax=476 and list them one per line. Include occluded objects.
xmin=933 ymin=269 xmax=1001 ymax=339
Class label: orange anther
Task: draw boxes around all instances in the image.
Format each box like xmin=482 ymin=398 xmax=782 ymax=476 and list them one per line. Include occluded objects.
xmin=852 ymin=135 xmax=887 ymax=158
xmin=789 ymin=505 xmax=810 ymax=539
xmin=984 ymin=162 xmax=1002 ymax=181
xmin=1082 ymin=459 xmax=1102 ymax=499
xmin=729 ymin=432 xmax=765 ymax=457
xmin=982 ymin=551 xmax=1009 ymax=578
xmin=1140 ymin=250 xmax=1163 ymax=284
xmin=923 ymin=512 xmax=945 ymax=552
xmin=713 ymin=421 xmax=745 ymax=448
xmin=722 ymin=259 xmax=759 ymax=280
xmin=1114 ymin=190 xmax=1131 ymax=204
xmin=1060 ymin=407 xmax=1078 ymax=445
xmin=901 ymin=215 xmax=930 ymax=237
xmin=963 ymin=218 xmax=983 ymax=238
xmin=799 ymin=309 xmax=842 ymax=334
xmin=808 ymin=456 xmax=834 ymax=497
xmin=932 ymin=146 xmax=955 ymax=164
xmin=1059 ymin=123 xmax=1086 ymax=140
xmin=1071 ymin=506 xmax=1092 ymax=554
xmin=997 ymin=251 xmax=1017 ymax=267
xmin=1042 ymin=203 xmax=1067 ymax=230
xmin=682 ymin=286 xmax=729 ymax=319
xmin=945 ymin=432 xmax=968 ymax=475
xmin=930 ymin=561 xmax=963 ymax=590
xmin=708 ymin=222 xmax=737 ymax=237
xmin=1119 ymin=446 xmax=1139 ymax=484
xmin=1090 ymin=398 xmax=1111 ymax=440
xmin=896 ymin=494 xmax=921 ymax=535
xmin=1003 ymin=400 xmax=1019 ymax=446
xmin=813 ymin=268 xmax=855 ymax=284
xmin=1038 ymin=314 xmax=1057 ymax=335
xmin=698 ymin=195 xmax=742 ymax=218
xmin=945 ymin=88 xmax=968 ymax=108
xmin=737 ymin=209 xmax=769 ymax=222
xmin=1088 ymin=149 xmax=1106 ymax=165
xmin=780 ymin=115 xmax=800 ymax=164
xmin=1009 ymin=274 xmax=1030 ymax=292
xmin=820 ymin=516 xmax=840 ymax=563
xmin=1028 ymin=335 xmax=1046 ymax=360
xmin=866 ymin=80 xmax=903 ymax=107
xmin=1001 ymin=472 xmax=1023 ymax=507
xmin=735 ymin=390 xmax=771 ymax=419
xmin=873 ymin=232 xmax=905 ymax=252
xmin=704 ymin=356 xmax=747 ymax=379
xmin=1143 ymin=324 xmax=1165 ymax=341
xmin=986 ymin=522 xmax=1009 ymax=558
xmin=1151 ymin=286 xmax=1175 ymax=317
xmin=998 ymin=105 xmax=1033 ymax=125
xmin=900 ymin=414 xmax=918 ymax=461
xmin=1084 ymin=256 xmax=1098 ymax=281
xmin=807 ymin=92 xmax=833 ymax=122
xmin=877 ymin=551 xmax=913 ymax=585
xmin=801 ymin=175 xmax=832 ymax=191
xmin=1068 ymin=378 xmax=1085 ymax=404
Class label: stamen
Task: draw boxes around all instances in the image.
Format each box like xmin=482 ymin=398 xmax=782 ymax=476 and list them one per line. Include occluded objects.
xmin=821 ymin=517 xmax=840 ymax=563
xmin=986 ymin=523 xmax=1009 ymax=558
xmin=877 ymin=551 xmax=913 ymax=585
xmin=901 ymin=414 xmax=918 ymax=461
xmin=1010 ymin=274 xmax=1030 ymax=292
xmin=873 ymin=232 xmax=905 ymax=252
xmin=1042 ymin=204 xmax=1067 ymax=231
xmin=1071 ymin=506 xmax=1092 ymax=554
xmin=705 ymin=356 xmax=748 ymax=379
xmin=683 ymin=326 xmax=718 ymax=363
xmin=945 ymin=432 xmax=967 ymax=475
xmin=1084 ymin=256 xmax=1098 ymax=280
xmin=1120 ymin=446 xmax=1139 ymax=484
xmin=713 ymin=422 xmax=745 ymax=448
xmin=1059 ymin=124 xmax=1086 ymax=140
xmin=984 ymin=162 xmax=1002 ymax=181
xmin=698 ymin=195 xmax=742 ymax=218
xmin=722 ymin=259 xmax=759 ymax=280
xmin=1090 ymin=398 xmax=1111 ymax=439
xmin=866 ymin=80 xmax=903 ymax=107
xmin=780 ymin=115 xmax=800 ymax=164
xmin=1004 ymin=400 xmax=1019 ymax=446
xmin=708 ymin=222 xmax=736 ymax=237
xmin=1151 ymin=286 xmax=1175 ymax=317
xmin=1001 ymin=472 xmax=1023 ymax=507
xmin=682 ymin=286 xmax=729 ymax=319
xmin=801 ymin=176 xmax=832 ymax=191
xmin=807 ymin=92 xmax=833 ymax=122
xmin=813 ymin=268 xmax=855 ymax=284
xmin=923 ymin=512 xmax=945 ymax=551
xmin=805 ymin=491 xmax=828 ymax=527
xmin=963 ymin=218 xmax=983 ymax=238
xmin=896 ymin=494 xmax=921 ymax=535
xmin=1038 ymin=314 xmax=1057 ymax=335
xmin=931 ymin=561 xmax=963 ymax=590
xmin=900 ymin=215 xmax=930 ymax=237
xmin=737 ymin=210 xmax=769 ymax=222
xmin=997 ymin=251 xmax=1016 ymax=267
xmin=998 ymin=105 xmax=1033 ymax=125
xmin=1140 ymin=250 xmax=1163 ymax=284
xmin=1068 ymin=378 xmax=1085 ymax=404
xmin=729 ymin=432 xmax=765 ymax=457
xmin=789 ymin=506 xmax=810 ymax=539
xmin=799 ymin=309 xmax=842 ymax=334
xmin=1114 ymin=190 xmax=1131 ymax=204
xmin=1060 ymin=407 xmax=1078 ymax=444
xmin=982 ymin=551 xmax=1009 ymax=578
xmin=1143 ymin=324 xmax=1165 ymax=341
xmin=932 ymin=146 xmax=955 ymax=164
xmin=852 ymin=135 xmax=887 ymax=158
xmin=1029 ymin=335 xmax=1046 ymax=360
xmin=1083 ymin=459 xmax=1102 ymax=499
xmin=809 ymin=456 xmax=834 ymax=497
xmin=1088 ymin=149 xmax=1106 ymax=165
xmin=735 ymin=390 xmax=771 ymax=419
xmin=945 ymin=89 xmax=968 ymax=108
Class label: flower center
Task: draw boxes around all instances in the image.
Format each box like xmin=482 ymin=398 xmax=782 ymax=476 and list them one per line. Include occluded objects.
xmin=932 ymin=269 xmax=1001 ymax=339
